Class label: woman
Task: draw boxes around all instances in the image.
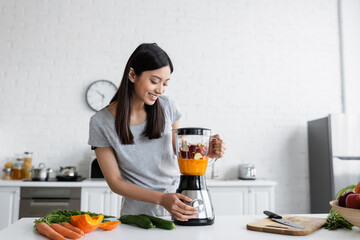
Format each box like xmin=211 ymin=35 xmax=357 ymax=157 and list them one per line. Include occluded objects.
xmin=88 ymin=43 xmax=225 ymax=221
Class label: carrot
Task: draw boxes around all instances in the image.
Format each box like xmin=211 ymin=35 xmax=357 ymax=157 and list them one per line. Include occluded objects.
xmin=61 ymin=222 xmax=85 ymax=236
xmin=36 ymin=222 xmax=66 ymax=240
xmin=50 ymin=223 xmax=82 ymax=239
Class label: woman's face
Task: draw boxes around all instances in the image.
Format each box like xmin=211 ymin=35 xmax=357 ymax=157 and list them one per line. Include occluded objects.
xmin=130 ymin=65 xmax=171 ymax=106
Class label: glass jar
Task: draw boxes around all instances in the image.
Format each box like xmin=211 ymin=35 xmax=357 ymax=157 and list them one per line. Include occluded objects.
xmin=23 ymin=152 xmax=33 ymax=180
xmin=11 ymin=162 xmax=23 ymax=180
xmin=173 ymin=128 xmax=211 ymax=176
xmin=2 ymin=168 xmax=12 ymax=180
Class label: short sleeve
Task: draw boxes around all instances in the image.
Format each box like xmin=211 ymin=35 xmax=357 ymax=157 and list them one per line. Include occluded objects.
xmin=169 ymin=97 xmax=182 ymax=124
xmin=160 ymin=95 xmax=182 ymax=125
xmin=88 ymin=117 xmax=111 ymax=148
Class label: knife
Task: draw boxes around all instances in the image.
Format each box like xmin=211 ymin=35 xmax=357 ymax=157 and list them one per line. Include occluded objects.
xmin=263 ymin=211 xmax=305 ymax=229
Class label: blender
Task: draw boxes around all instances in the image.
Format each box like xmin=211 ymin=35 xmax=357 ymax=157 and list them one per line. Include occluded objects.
xmin=173 ymin=127 xmax=215 ymax=226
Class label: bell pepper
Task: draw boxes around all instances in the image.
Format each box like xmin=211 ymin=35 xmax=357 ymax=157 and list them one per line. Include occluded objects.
xmin=98 ymin=220 xmax=121 ymax=230
xmin=70 ymin=214 xmax=104 ymax=233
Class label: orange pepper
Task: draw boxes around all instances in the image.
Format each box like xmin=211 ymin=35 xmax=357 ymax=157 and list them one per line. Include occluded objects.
xmin=355 ymin=182 xmax=360 ymax=194
xmin=98 ymin=221 xmax=121 ymax=231
xmin=70 ymin=214 xmax=104 ymax=233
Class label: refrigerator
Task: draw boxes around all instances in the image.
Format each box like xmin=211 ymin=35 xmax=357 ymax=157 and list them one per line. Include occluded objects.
xmin=307 ymin=114 xmax=360 ymax=213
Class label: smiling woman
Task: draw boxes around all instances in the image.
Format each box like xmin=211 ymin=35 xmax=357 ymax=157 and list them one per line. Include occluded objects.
xmin=87 ymin=43 xmax=225 ymax=221
xmin=110 ymin=43 xmax=174 ymax=144
xmin=127 ymin=65 xmax=171 ymax=129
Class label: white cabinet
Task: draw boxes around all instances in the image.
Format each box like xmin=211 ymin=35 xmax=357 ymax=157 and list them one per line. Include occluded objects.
xmin=81 ymin=187 xmax=122 ymax=218
xmin=208 ymin=181 xmax=275 ymax=215
xmin=209 ymin=187 xmax=248 ymax=215
xmin=0 ymin=187 xmax=20 ymax=230
xmin=81 ymin=183 xmax=275 ymax=217
xmin=0 ymin=179 xmax=275 ymax=230
xmin=247 ymin=186 xmax=275 ymax=215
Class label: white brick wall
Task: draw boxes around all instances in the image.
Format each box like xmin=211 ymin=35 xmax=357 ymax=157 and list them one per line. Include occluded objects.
xmin=341 ymin=0 xmax=360 ymax=114
xmin=0 ymin=0 xmax=344 ymax=213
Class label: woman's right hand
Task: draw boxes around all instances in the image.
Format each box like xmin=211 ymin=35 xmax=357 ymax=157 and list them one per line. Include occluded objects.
xmin=159 ymin=193 xmax=198 ymax=221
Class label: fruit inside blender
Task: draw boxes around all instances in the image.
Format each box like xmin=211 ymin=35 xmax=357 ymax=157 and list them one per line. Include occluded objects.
xmin=178 ymin=143 xmax=209 ymax=175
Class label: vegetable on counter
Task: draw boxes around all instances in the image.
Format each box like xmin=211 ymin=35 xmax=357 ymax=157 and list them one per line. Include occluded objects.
xmin=119 ymin=215 xmax=154 ymax=229
xmin=324 ymin=208 xmax=353 ymax=230
xmin=119 ymin=214 xmax=175 ymax=230
xmin=71 ymin=214 xmax=104 ymax=233
xmin=60 ymin=222 xmax=84 ymax=236
xmin=34 ymin=209 xmax=113 ymax=239
xmin=33 ymin=209 xmax=114 ymax=227
xmin=35 ymin=222 xmax=65 ymax=240
xmin=140 ymin=214 xmax=175 ymax=230
xmin=325 ymin=184 xmax=356 ymax=230
xmin=98 ymin=220 xmax=121 ymax=230
xmin=50 ymin=223 xmax=82 ymax=239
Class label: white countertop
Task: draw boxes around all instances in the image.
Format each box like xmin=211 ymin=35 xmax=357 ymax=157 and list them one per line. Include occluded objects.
xmin=0 ymin=179 xmax=109 ymax=187
xmin=206 ymin=178 xmax=277 ymax=187
xmin=0 ymin=214 xmax=358 ymax=240
xmin=0 ymin=178 xmax=277 ymax=188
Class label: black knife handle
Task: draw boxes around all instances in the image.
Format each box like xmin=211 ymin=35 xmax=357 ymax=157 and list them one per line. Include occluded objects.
xmin=263 ymin=210 xmax=282 ymax=219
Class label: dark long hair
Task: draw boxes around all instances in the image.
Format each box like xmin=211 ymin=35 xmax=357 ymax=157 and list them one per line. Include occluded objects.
xmin=110 ymin=43 xmax=174 ymax=145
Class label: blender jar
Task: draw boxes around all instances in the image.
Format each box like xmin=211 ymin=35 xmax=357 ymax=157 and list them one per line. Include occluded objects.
xmin=173 ymin=128 xmax=211 ymax=175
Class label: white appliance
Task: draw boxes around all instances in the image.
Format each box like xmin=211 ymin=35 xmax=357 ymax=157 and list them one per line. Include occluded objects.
xmin=238 ymin=164 xmax=256 ymax=180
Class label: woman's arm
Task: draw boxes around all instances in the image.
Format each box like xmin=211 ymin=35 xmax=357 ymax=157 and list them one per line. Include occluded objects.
xmin=172 ymin=120 xmax=180 ymax=154
xmin=94 ymin=146 xmax=197 ymax=221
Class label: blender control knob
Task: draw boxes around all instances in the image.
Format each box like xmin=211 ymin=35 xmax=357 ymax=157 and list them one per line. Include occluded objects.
xmin=191 ymin=199 xmax=205 ymax=213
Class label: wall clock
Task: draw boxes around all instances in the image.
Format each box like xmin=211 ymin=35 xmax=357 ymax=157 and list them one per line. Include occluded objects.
xmin=86 ymin=80 xmax=118 ymax=111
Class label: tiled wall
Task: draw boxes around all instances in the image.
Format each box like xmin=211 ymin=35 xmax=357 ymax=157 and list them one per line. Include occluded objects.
xmin=0 ymin=0 xmax=343 ymax=213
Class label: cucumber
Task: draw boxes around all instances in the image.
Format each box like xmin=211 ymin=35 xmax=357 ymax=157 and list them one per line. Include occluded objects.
xmin=140 ymin=214 xmax=175 ymax=230
xmin=119 ymin=215 xmax=154 ymax=229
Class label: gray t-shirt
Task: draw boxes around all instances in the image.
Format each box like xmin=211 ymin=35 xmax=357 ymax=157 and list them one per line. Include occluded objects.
xmin=88 ymin=95 xmax=182 ymax=216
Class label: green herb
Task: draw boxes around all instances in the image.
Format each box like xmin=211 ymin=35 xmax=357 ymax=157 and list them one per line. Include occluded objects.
xmin=324 ymin=208 xmax=353 ymax=230
xmin=324 ymin=184 xmax=356 ymax=231
xmin=33 ymin=209 xmax=115 ymax=227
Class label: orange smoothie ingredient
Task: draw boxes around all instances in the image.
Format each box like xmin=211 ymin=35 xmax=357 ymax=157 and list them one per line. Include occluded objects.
xmin=178 ymin=157 xmax=209 ymax=175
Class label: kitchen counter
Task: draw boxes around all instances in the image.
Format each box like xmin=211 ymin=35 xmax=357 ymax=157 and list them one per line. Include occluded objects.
xmin=0 ymin=214 xmax=358 ymax=240
xmin=0 ymin=178 xmax=277 ymax=187
xmin=207 ymin=178 xmax=277 ymax=187
xmin=0 ymin=178 xmax=277 ymax=231
xmin=0 ymin=179 xmax=109 ymax=187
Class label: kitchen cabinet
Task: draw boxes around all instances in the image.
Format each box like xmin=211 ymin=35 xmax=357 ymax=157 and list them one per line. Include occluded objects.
xmin=81 ymin=183 xmax=275 ymax=217
xmin=0 ymin=187 xmax=20 ymax=230
xmin=247 ymin=186 xmax=275 ymax=214
xmin=208 ymin=181 xmax=275 ymax=215
xmin=0 ymin=178 xmax=276 ymax=230
xmin=81 ymin=187 xmax=122 ymax=217
xmin=208 ymin=186 xmax=248 ymax=215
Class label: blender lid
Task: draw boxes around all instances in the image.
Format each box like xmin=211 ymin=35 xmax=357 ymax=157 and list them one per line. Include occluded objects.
xmin=174 ymin=127 xmax=211 ymax=135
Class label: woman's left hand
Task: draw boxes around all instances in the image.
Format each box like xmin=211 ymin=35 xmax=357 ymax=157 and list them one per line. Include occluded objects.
xmin=209 ymin=134 xmax=226 ymax=159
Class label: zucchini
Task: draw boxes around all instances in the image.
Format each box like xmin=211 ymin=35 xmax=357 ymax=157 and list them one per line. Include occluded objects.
xmin=140 ymin=214 xmax=175 ymax=230
xmin=119 ymin=215 xmax=154 ymax=229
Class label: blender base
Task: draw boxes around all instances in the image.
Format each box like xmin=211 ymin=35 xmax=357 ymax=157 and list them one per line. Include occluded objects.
xmin=174 ymin=217 xmax=215 ymax=226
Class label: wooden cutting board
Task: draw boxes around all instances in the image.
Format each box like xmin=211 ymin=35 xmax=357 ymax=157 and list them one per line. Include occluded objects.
xmin=246 ymin=216 xmax=326 ymax=236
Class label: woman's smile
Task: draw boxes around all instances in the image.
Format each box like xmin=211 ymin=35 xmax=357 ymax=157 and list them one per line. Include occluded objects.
xmin=131 ymin=65 xmax=171 ymax=106
xmin=148 ymin=93 xmax=159 ymax=101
